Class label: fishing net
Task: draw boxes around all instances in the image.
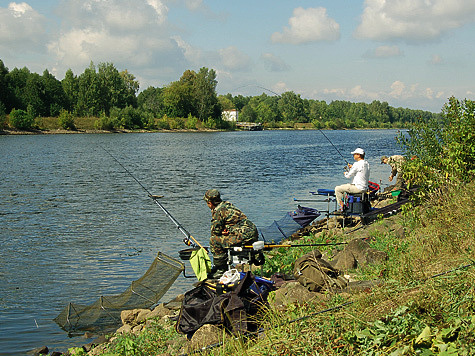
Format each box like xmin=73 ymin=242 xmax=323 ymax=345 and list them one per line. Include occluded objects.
xmin=258 ymin=206 xmax=320 ymax=244
xmin=54 ymin=252 xmax=184 ymax=333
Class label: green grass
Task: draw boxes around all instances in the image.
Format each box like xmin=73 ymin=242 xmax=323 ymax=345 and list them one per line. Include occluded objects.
xmin=82 ymin=182 xmax=475 ymax=356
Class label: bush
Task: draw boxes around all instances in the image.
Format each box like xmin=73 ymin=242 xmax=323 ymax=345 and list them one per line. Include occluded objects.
xmin=155 ymin=116 xmax=170 ymax=130
xmin=185 ymin=114 xmax=198 ymax=129
xmin=94 ymin=112 xmax=117 ymax=131
xmin=398 ymin=97 xmax=475 ymax=196
xmin=58 ymin=109 xmax=76 ymax=130
xmin=9 ymin=108 xmax=35 ymax=130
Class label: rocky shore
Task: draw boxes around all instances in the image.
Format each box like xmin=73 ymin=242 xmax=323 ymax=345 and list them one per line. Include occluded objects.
xmin=29 ymin=195 xmax=404 ymax=356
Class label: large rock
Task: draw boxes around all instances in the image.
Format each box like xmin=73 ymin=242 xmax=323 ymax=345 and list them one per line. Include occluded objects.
xmin=332 ymin=249 xmax=357 ymax=271
xmin=346 ymin=239 xmax=388 ymax=266
xmin=189 ymin=324 xmax=222 ymax=350
xmin=145 ymin=303 xmax=174 ymax=321
xmin=272 ymin=281 xmax=322 ymax=307
xmin=120 ymin=308 xmax=150 ymax=326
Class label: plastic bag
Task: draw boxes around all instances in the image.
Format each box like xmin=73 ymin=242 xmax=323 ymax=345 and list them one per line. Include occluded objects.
xmin=219 ymin=269 xmax=240 ymax=285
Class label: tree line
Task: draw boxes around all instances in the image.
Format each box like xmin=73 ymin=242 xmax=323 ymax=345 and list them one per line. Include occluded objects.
xmin=0 ymin=59 xmax=440 ymax=131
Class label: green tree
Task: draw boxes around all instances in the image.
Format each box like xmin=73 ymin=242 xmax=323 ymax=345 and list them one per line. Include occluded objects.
xmin=62 ymin=69 xmax=79 ymax=113
xmin=239 ymin=104 xmax=257 ymax=122
xmin=6 ymin=67 xmax=31 ymax=111
xmin=9 ymin=108 xmax=34 ymax=130
xmin=398 ymin=97 xmax=475 ymax=196
xmin=76 ymin=62 xmax=102 ymax=116
xmin=57 ymin=109 xmax=76 ymax=130
xmin=278 ymin=91 xmax=306 ymax=122
xmin=120 ymin=69 xmax=139 ymax=107
xmin=42 ymin=69 xmax=68 ymax=116
xmin=193 ymin=67 xmax=221 ymax=123
xmin=137 ymin=86 xmax=164 ymax=116
xmin=162 ymin=70 xmax=195 ymax=118
xmin=0 ymin=60 xmax=13 ymax=113
xmin=218 ymin=95 xmax=234 ymax=111
xmin=0 ymin=101 xmax=6 ymax=130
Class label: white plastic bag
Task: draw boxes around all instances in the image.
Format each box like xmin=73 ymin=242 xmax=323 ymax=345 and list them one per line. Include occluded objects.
xmin=218 ymin=269 xmax=240 ymax=285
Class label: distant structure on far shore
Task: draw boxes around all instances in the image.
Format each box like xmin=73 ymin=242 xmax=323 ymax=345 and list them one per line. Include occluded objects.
xmin=222 ymin=109 xmax=239 ymax=122
xmin=222 ymin=109 xmax=262 ymax=131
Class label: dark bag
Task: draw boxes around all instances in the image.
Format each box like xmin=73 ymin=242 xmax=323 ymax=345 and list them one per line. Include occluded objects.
xmin=175 ymin=272 xmax=273 ymax=337
xmin=293 ymin=249 xmax=347 ymax=292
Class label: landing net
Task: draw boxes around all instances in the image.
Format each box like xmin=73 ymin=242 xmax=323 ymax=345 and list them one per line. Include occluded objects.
xmin=54 ymin=252 xmax=184 ymax=333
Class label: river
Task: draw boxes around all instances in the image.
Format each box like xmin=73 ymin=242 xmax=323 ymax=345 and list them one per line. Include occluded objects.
xmin=0 ymin=129 xmax=402 ymax=355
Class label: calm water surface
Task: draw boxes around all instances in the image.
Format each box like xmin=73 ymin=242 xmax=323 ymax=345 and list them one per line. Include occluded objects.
xmin=0 ymin=130 xmax=402 ymax=355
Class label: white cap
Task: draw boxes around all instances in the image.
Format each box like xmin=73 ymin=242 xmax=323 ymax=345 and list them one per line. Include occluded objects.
xmin=351 ymin=148 xmax=365 ymax=155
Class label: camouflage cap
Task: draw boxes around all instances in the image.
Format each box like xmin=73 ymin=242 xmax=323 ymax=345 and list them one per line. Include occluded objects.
xmin=381 ymin=155 xmax=388 ymax=164
xmin=204 ymin=189 xmax=221 ymax=202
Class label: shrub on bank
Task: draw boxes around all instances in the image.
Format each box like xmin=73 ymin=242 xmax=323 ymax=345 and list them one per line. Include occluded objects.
xmin=9 ymin=108 xmax=35 ymax=130
xmin=58 ymin=109 xmax=76 ymax=130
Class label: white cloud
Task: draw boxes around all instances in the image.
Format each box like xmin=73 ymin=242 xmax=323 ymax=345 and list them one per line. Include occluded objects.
xmin=218 ymin=46 xmax=252 ymax=71
xmin=355 ymin=0 xmax=475 ymax=42
xmin=173 ymin=35 xmax=203 ymax=63
xmin=0 ymin=2 xmax=46 ymax=45
xmin=273 ymin=81 xmax=289 ymax=94
xmin=261 ymin=53 xmax=290 ymax=72
xmin=46 ymin=0 xmax=191 ymax=75
xmin=271 ymin=7 xmax=340 ymax=44
xmin=390 ymin=80 xmax=406 ymax=97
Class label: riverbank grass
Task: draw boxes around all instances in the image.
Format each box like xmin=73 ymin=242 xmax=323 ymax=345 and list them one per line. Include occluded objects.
xmin=79 ymin=181 xmax=475 ymax=356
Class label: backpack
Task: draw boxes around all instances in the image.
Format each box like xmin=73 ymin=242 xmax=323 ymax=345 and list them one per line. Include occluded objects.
xmin=293 ymin=249 xmax=347 ymax=292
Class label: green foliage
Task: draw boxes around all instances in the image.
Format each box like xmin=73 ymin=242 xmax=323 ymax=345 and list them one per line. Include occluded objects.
xmin=57 ymin=109 xmax=76 ymax=130
xmin=0 ymin=101 xmax=6 ymax=130
xmin=110 ymin=105 xmax=144 ymax=129
xmin=185 ymin=114 xmax=198 ymax=129
xmin=397 ymin=97 xmax=475 ymax=197
xmin=94 ymin=112 xmax=118 ymax=131
xmin=100 ymin=320 xmax=183 ymax=356
xmin=345 ymin=307 xmax=474 ymax=355
xmin=9 ymin=108 xmax=34 ymax=130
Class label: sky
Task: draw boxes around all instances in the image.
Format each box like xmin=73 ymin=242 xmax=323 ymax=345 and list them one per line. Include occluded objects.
xmin=1 ymin=0 xmax=475 ymax=113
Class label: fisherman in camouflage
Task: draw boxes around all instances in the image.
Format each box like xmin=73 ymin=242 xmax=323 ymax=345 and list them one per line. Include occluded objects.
xmin=381 ymin=155 xmax=406 ymax=192
xmin=204 ymin=189 xmax=258 ymax=279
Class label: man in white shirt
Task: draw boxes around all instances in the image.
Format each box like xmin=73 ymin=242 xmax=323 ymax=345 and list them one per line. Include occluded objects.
xmin=334 ymin=148 xmax=370 ymax=211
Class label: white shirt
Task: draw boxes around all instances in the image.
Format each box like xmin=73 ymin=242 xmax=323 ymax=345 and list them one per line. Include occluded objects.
xmin=344 ymin=159 xmax=370 ymax=191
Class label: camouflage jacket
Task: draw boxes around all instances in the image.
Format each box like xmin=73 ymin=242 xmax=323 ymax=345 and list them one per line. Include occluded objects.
xmin=210 ymin=201 xmax=257 ymax=241
xmin=388 ymin=155 xmax=405 ymax=176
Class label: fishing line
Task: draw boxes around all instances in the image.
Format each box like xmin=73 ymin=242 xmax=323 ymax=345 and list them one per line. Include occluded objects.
xmin=99 ymin=145 xmax=205 ymax=249
xmin=318 ymin=129 xmax=350 ymax=167
xmin=232 ymin=84 xmax=281 ymax=97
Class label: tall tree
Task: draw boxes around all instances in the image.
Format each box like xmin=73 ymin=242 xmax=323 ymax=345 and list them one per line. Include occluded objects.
xmin=0 ymin=60 xmax=12 ymax=112
xmin=120 ymin=69 xmax=139 ymax=107
xmin=76 ymin=62 xmax=102 ymax=116
xmin=137 ymin=86 xmax=164 ymax=116
xmin=278 ymin=91 xmax=305 ymax=122
xmin=62 ymin=69 xmax=79 ymax=112
xmin=193 ymin=67 xmax=221 ymax=122
xmin=42 ymin=69 xmax=68 ymax=116
xmin=162 ymin=70 xmax=195 ymax=118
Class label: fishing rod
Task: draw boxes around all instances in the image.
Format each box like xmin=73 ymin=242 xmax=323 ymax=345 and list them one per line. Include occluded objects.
xmin=100 ymin=145 xmax=205 ymax=250
xmin=243 ymin=242 xmax=348 ymax=250
xmin=318 ymin=129 xmax=350 ymax=167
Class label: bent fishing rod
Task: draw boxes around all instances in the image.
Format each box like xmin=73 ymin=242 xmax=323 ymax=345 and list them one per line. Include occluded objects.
xmin=100 ymin=145 xmax=205 ymax=250
xmin=318 ymin=129 xmax=350 ymax=167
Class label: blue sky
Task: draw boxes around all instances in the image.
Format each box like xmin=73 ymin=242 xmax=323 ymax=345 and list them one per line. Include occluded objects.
xmin=1 ymin=0 xmax=474 ymax=112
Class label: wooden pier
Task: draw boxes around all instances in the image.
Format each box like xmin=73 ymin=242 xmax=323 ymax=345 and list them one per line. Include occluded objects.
xmin=236 ymin=122 xmax=263 ymax=131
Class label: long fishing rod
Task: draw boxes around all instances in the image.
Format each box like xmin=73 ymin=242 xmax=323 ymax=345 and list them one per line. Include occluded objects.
xmin=243 ymin=242 xmax=348 ymax=249
xmin=100 ymin=145 xmax=205 ymax=250
xmin=318 ymin=129 xmax=350 ymax=167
